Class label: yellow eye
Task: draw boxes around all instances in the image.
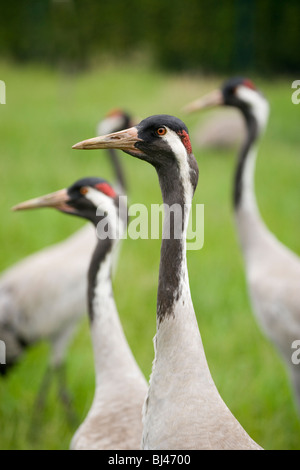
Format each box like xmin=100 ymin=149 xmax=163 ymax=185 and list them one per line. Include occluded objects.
xmin=156 ymin=127 xmax=166 ymax=136
xmin=80 ymin=187 xmax=88 ymax=195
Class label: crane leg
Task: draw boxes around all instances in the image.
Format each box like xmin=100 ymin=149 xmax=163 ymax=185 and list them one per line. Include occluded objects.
xmin=56 ymin=362 xmax=78 ymax=427
xmin=290 ymin=366 xmax=300 ymax=418
xmin=28 ymin=364 xmax=54 ymax=441
xmin=28 ymin=363 xmax=79 ymax=442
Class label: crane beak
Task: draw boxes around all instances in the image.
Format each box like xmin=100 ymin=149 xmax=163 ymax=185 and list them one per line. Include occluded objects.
xmin=72 ymin=126 xmax=143 ymax=156
xmin=183 ymin=89 xmax=224 ymax=113
xmin=12 ymin=188 xmax=73 ymax=213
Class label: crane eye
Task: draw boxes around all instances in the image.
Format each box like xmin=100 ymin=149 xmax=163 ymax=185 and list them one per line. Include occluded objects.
xmin=156 ymin=127 xmax=166 ymax=136
xmin=80 ymin=187 xmax=88 ymax=195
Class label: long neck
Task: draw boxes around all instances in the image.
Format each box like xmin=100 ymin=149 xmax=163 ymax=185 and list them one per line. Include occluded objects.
xmin=88 ymin=237 xmax=113 ymax=321
xmin=233 ymin=111 xmax=269 ymax=255
xmin=234 ymin=112 xmax=259 ymax=212
xmin=156 ymin=162 xmax=194 ymax=325
xmin=87 ymin=231 xmax=137 ymax=385
xmin=108 ymin=148 xmax=127 ymax=195
xmin=143 ymin=158 xmax=213 ymax=444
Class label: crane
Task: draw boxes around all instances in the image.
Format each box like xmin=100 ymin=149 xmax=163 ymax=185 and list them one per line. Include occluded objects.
xmin=72 ymin=114 xmax=262 ymax=449
xmin=184 ymin=77 xmax=300 ymax=415
xmin=1 ymin=109 xmax=133 ymax=424
xmin=13 ymin=176 xmax=147 ymax=449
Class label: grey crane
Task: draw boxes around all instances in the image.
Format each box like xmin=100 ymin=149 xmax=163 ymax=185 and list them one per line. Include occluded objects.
xmin=1 ymin=109 xmax=133 ymax=422
xmin=72 ymin=115 xmax=262 ymax=450
xmin=184 ymin=77 xmax=300 ymax=415
xmin=13 ymin=177 xmax=147 ymax=449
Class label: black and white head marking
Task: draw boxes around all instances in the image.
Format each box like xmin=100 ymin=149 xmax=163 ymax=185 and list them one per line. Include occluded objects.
xmin=222 ymin=77 xmax=269 ymax=132
xmin=71 ymin=115 xmax=199 ymax=324
xmin=131 ymin=116 xmax=199 ymax=323
xmin=97 ymin=109 xmax=132 ymax=136
xmin=65 ymin=177 xmax=119 ymax=225
xmin=68 ymin=178 xmax=125 ymax=323
xmin=220 ymin=78 xmax=270 ymax=208
xmin=134 ymin=115 xmax=199 ymax=202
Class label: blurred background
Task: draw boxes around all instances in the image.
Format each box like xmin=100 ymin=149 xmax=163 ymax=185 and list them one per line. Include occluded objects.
xmin=0 ymin=0 xmax=300 ymax=450
xmin=1 ymin=0 xmax=299 ymax=74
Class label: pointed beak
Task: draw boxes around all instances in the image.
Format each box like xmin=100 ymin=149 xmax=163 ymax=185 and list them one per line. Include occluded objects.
xmin=12 ymin=188 xmax=72 ymax=213
xmin=72 ymin=126 xmax=142 ymax=155
xmin=183 ymin=89 xmax=224 ymax=113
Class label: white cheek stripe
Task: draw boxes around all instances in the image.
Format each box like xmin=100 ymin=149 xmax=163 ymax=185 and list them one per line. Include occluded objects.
xmin=84 ymin=187 xmax=115 ymax=211
xmin=236 ymin=86 xmax=269 ymax=131
xmin=162 ymin=128 xmax=193 ymax=203
xmin=85 ymin=187 xmax=117 ymax=224
xmin=97 ymin=115 xmax=125 ymax=135
xmin=85 ymin=187 xmax=124 ymax=240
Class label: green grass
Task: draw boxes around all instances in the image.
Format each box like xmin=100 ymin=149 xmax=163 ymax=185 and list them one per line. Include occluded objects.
xmin=0 ymin=61 xmax=300 ymax=449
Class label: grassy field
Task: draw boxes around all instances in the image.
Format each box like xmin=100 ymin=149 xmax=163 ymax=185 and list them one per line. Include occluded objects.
xmin=0 ymin=60 xmax=300 ymax=450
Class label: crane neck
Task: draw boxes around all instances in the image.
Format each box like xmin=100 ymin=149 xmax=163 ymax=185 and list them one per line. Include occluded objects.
xmin=107 ymin=148 xmax=127 ymax=195
xmin=234 ymin=109 xmax=270 ymax=258
xmin=142 ymin=156 xmax=213 ymax=449
xmin=156 ymin=158 xmax=196 ymax=325
xmin=234 ymin=112 xmax=260 ymax=213
xmin=87 ymin=210 xmax=136 ymax=382
xmin=87 ymin=237 xmax=114 ymax=321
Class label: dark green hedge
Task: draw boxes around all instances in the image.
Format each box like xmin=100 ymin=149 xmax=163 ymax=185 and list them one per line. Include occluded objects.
xmin=0 ymin=0 xmax=299 ymax=74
